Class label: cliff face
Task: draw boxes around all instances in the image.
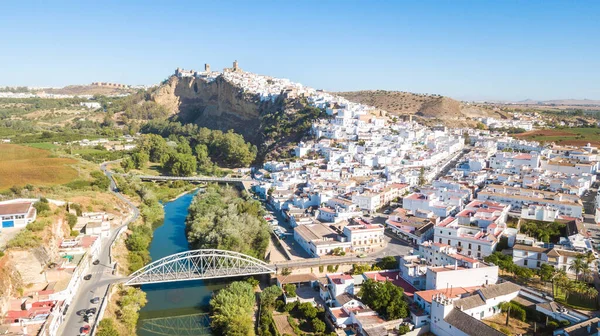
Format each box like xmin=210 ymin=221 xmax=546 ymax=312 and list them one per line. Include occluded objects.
xmin=152 ymin=76 xmax=272 ymax=143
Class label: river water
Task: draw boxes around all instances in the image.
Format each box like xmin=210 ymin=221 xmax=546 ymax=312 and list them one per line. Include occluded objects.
xmin=136 ymin=192 xmax=223 ymax=336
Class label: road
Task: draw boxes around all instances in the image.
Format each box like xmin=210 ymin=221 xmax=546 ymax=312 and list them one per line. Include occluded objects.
xmin=432 ymin=147 xmax=471 ymax=181
xmin=59 ymin=161 xmax=139 ymax=336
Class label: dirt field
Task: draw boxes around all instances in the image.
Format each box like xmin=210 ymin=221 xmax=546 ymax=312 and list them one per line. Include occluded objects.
xmin=483 ymin=312 xmax=532 ymax=335
xmin=0 ymin=144 xmax=78 ymax=190
xmin=273 ymin=313 xmax=295 ymax=335
xmin=515 ymin=127 xmax=600 ymax=146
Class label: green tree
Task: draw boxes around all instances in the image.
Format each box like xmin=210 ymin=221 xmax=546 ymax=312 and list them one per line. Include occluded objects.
xmin=96 ymin=318 xmax=119 ymax=336
xmin=210 ymin=281 xmax=256 ymax=336
xmin=120 ymin=157 xmax=135 ymax=172
xmin=298 ymin=302 xmax=318 ymax=319
xmin=283 ymin=283 xmax=297 ymax=297
xmin=376 ymin=256 xmax=398 ymax=270
xmin=132 ymin=151 xmax=149 ymax=169
xmin=261 ymin=285 xmax=282 ymax=309
xmin=311 ymin=318 xmax=326 ymax=333
xmin=569 ymin=255 xmax=585 ymax=281
xmin=359 ymin=279 xmax=408 ymax=319
xmin=66 ymin=213 xmax=78 ymax=230
xmin=164 ymin=153 xmax=197 ymax=176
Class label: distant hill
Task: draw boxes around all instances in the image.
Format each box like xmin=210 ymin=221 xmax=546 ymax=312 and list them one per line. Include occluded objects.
xmin=336 ymin=90 xmax=503 ymax=126
xmin=36 ymin=85 xmax=135 ymax=96
xmin=516 ymin=99 xmax=600 ymax=106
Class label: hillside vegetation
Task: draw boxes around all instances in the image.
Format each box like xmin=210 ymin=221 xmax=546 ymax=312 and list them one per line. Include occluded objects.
xmin=336 ymin=90 xmax=501 ymax=125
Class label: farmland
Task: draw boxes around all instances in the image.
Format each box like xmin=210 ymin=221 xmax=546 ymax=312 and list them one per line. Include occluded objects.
xmin=0 ymin=144 xmax=78 ymax=190
xmin=515 ymin=127 xmax=600 ymax=146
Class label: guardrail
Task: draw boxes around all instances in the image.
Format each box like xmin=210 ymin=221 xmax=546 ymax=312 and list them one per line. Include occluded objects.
xmin=91 ymin=283 xmax=113 ymax=336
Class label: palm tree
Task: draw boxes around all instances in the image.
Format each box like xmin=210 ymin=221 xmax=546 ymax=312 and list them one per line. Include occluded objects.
xmin=569 ymin=256 xmax=585 ymax=281
xmin=564 ymin=280 xmax=577 ymax=302
xmin=585 ymin=251 xmax=596 ymax=265
xmin=581 ymin=262 xmax=592 ymax=283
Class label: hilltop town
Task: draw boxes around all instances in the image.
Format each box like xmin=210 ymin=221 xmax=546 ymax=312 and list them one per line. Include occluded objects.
xmin=1 ymin=62 xmax=600 ymax=336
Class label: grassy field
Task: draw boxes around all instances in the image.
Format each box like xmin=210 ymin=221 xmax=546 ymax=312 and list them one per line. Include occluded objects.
xmin=23 ymin=142 xmax=59 ymax=150
xmin=0 ymin=144 xmax=79 ymax=191
xmin=515 ymin=127 xmax=600 ymax=146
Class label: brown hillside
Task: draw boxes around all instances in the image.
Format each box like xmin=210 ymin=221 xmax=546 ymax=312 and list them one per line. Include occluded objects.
xmin=37 ymin=85 xmax=135 ymax=96
xmin=336 ymin=90 xmax=503 ymax=126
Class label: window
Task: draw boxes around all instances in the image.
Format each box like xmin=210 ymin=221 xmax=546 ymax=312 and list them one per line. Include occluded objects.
xmin=458 ymin=242 xmax=462 ymax=247
xmin=439 ymin=238 xmax=442 ymax=243
xmin=448 ymin=240 xmax=451 ymax=245
xmin=477 ymin=253 xmax=481 ymax=258
xmin=524 ymin=259 xmax=528 ymax=266
xmin=478 ymin=245 xmax=481 ymax=251
xmin=468 ymin=243 xmax=472 ymax=249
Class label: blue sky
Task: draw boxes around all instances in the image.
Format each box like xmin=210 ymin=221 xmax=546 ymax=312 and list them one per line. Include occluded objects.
xmin=1 ymin=0 xmax=599 ymax=101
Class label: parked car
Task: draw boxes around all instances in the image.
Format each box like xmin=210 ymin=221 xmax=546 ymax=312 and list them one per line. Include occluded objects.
xmin=93 ymin=260 xmax=100 ymax=265
xmin=83 ymin=274 xmax=92 ymax=280
xmin=90 ymin=297 xmax=100 ymax=304
xmin=383 ymin=209 xmax=391 ymax=214
xmin=86 ymin=308 xmax=97 ymax=315
xmin=80 ymin=325 xmax=90 ymax=334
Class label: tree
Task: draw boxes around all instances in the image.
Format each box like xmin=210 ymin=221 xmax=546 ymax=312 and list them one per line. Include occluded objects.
xmin=120 ymin=157 xmax=135 ymax=172
xmin=569 ymin=255 xmax=585 ymax=281
xmin=164 ymin=153 xmax=197 ymax=176
xmin=298 ymin=302 xmax=318 ymax=319
xmin=96 ymin=318 xmax=119 ymax=336
xmin=260 ymin=285 xmax=282 ymax=309
xmin=311 ymin=318 xmax=326 ymax=333
xmin=210 ymin=281 xmax=255 ymax=336
xmin=581 ymin=262 xmax=592 ymax=283
xmin=131 ymin=151 xmax=149 ymax=169
xmin=418 ymin=167 xmax=426 ymax=186
xmin=66 ymin=213 xmax=78 ymax=230
xmin=283 ymin=283 xmax=297 ymax=297
xmin=376 ymin=256 xmax=398 ymax=270
xmin=538 ymin=264 xmax=556 ymax=283
xmin=358 ymin=279 xmax=408 ymax=319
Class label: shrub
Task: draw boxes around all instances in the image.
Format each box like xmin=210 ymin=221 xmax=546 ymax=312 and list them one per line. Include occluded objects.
xmin=398 ymin=324 xmax=411 ymax=335
xmin=547 ymin=321 xmax=559 ymax=329
xmin=26 ymin=218 xmax=50 ymax=232
xmin=34 ymin=200 xmax=51 ymax=215
xmin=499 ymin=327 xmax=512 ymax=336
xmin=7 ymin=230 xmax=41 ymax=248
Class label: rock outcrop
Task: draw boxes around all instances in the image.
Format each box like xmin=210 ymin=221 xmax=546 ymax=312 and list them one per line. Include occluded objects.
xmin=152 ymin=76 xmax=277 ymax=143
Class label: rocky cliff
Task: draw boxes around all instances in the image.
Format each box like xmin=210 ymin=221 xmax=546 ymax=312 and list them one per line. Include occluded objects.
xmin=152 ymin=75 xmax=278 ymax=143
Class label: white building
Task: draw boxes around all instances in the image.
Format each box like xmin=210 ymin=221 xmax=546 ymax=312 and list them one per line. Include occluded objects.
xmin=0 ymin=201 xmax=37 ymax=228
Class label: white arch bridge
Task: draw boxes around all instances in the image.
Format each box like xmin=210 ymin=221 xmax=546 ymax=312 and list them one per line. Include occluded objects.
xmin=125 ymin=249 xmax=276 ymax=286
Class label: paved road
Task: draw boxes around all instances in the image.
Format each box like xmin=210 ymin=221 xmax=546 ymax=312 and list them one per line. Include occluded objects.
xmin=59 ymin=161 xmax=139 ymax=336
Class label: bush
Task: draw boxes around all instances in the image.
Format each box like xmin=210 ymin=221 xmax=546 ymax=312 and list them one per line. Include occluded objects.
xmin=26 ymin=218 xmax=50 ymax=232
xmin=547 ymin=321 xmax=559 ymax=329
xmin=97 ymin=318 xmax=119 ymax=336
xmin=70 ymin=230 xmax=80 ymax=237
xmin=398 ymin=324 xmax=411 ymax=335
xmin=33 ymin=200 xmax=51 ymax=215
xmin=7 ymin=230 xmax=41 ymax=249
xmin=499 ymin=327 xmax=512 ymax=336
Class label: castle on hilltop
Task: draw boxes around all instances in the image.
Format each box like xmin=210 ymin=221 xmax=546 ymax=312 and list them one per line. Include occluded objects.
xmin=175 ymin=60 xmax=241 ymax=79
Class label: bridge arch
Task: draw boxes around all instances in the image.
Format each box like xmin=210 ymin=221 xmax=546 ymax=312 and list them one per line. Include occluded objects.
xmin=125 ymin=249 xmax=275 ymax=286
